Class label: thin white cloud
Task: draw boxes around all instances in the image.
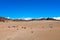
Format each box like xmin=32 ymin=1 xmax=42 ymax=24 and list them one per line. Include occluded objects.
xmin=6 ymin=17 xmax=10 ymax=19
xmin=22 ymin=18 xmax=33 ymax=20
xmin=53 ymin=17 xmax=60 ymax=20
xmin=17 ymin=17 xmax=60 ymax=20
xmin=6 ymin=17 xmax=60 ymax=20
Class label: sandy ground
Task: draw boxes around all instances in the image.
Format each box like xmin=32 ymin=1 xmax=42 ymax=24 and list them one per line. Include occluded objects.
xmin=0 ymin=20 xmax=60 ymax=40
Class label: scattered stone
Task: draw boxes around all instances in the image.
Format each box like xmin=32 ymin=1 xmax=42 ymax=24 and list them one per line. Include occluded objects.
xmin=12 ymin=26 xmax=16 ymax=28
xmin=31 ymin=31 xmax=34 ymax=33
xmin=8 ymin=26 xmax=10 ymax=28
xmin=17 ymin=28 xmax=19 ymax=30
xmin=22 ymin=27 xmax=23 ymax=28
xmin=21 ymin=27 xmax=26 ymax=29
xmin=24 ymin=27 xmax=26 ymax=29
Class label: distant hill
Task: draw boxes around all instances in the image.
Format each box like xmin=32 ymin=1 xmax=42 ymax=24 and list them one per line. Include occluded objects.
xmin=0 ymin=16 xmax=10 ymax=22
xmin=0 ymin=17 xmax=59 ymax=22
xmin=13 ymin=18 xmax=56 ymax=21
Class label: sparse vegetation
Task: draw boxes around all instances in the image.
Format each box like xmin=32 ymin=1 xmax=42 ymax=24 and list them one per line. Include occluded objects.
xmin=8 ymin=26 xmax=10 ymax=28
xmin=22 ymin=27 xmax=26 ymax=29
xmin=31 ymin=31 xmax=34 ymax=33
xmin=12 ymin=26 xmax=16 ymax=28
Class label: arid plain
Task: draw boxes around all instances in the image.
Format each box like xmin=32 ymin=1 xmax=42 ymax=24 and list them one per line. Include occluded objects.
xmin=0 ymin=20 xmax=60 ymax=40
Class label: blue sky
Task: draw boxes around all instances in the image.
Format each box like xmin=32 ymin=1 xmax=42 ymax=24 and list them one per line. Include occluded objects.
xmin=0 ymin=0 xmax=60 ymax=18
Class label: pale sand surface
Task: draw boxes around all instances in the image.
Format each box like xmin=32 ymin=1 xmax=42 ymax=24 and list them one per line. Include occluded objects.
xmin=0 ymin=20 xmax=60 ymax=40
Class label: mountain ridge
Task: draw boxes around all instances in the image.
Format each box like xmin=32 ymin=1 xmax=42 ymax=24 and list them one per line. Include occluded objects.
xmin=0 ymin=16 xmax=60 ymax=22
